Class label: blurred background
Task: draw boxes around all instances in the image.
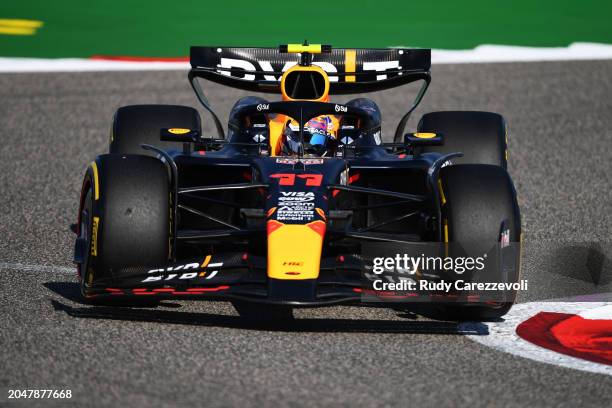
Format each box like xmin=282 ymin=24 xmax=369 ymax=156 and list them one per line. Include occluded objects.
xmin=1 ymin=0 xmax=611 ymax=58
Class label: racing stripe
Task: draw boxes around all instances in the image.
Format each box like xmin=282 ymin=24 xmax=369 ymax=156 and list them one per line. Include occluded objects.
xmin=345 ymin=49 xmax=356 ymax=82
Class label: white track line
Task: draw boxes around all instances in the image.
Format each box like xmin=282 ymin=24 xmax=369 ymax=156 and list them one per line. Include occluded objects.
xmin=0 ymin=262 xmax=74 ymax=274
xmin=462 ymin=302 xmax=612 ymax=376
xmin=430 ymin=42 xmax=612 ymax=64
xmin=0 ymin=58 xmax=189 ymax=72
xmin=1 ymin=42 xmax=611 ymax=73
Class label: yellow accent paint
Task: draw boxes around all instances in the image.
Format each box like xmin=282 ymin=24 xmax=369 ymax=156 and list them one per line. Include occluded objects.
xmin=315 ymin=208 xmax=326 ymax=220
xmin=91 ymin=162 xmax=100 ymax=200
xmin=505 ymin=129 xmax=509 ymax=162
xmin=413 ymin=132 xmax=437 ymax=139
xmin=443 ymin=219 xmax=449 ymax=243
xmin=280 ymin=64 xmax=330 ymax=102
xmin=91 ymin=217 xmax=100 ymax=256
xmin=0 ymin=19 xmax=43 ymax=36
xmin=345 ymin=49 xmax=356 ymax=82
xmin=443 ymin=218 xmax=449 ymax=257
xmin=201 ymin=255 xmax=211 ymax=268
xmin=168 ymin=128 xmax=191 ymax=135
xmin=268 ymin=115 xmax=288 ymax=156
xmin=286 ymin=44 xmax=322 ymax=54
xmin=267 ymin=224 xmax=324 ymax=280
xmin=438 ymin=178 xmax=446 ymax=205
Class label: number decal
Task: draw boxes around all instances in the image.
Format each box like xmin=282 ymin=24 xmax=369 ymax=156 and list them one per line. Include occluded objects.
xmin=270 ymin=173 xmax=296 ymax=185
xmin=297 ymin=174 xmax=323 ymax=186
xmin=270 ymin=173 xmax=322 ymax=187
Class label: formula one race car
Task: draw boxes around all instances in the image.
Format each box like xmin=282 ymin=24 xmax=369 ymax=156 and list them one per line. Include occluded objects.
xmin=73 ymin=43 xmax=521 ymax=321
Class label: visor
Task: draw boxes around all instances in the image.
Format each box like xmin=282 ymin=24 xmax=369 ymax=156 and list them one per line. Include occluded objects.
xmin=309 ymin=133 xmax=328 ymax=146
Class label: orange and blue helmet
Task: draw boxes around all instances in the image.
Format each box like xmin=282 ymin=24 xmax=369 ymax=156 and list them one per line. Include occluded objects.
xmin=281 ymin=116 xmax=337 ymax=156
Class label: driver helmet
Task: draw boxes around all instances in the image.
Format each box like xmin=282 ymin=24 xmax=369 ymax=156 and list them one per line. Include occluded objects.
xmin=281 ymin=116 xmax=337 ymax=157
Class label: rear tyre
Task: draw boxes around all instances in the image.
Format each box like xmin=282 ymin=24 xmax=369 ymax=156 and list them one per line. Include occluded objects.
xmin=110 ymin=104 xmax=202 ymax=156
xmin=438 ymin=164 xmax=521 ymax=321
xmin=418 ymin=111 xmax=507 ymax=168
xmin=76 ymin=154 xmax=170 ymax=301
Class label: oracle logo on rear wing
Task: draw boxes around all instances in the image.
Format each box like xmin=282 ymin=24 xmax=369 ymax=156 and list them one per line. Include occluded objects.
xmin=189 ymin=46 xmax=431 ymax=94
xmin=216 ymin=57 xmax=402 ymax=83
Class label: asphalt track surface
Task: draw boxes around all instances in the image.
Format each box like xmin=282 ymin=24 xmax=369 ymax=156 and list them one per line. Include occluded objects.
xmin=1 ymin=60 xmax=612 ymax=407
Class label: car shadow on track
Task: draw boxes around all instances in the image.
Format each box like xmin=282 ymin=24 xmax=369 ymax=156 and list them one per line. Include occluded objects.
xmin=44 ymin=281 xmax=489 ymax=334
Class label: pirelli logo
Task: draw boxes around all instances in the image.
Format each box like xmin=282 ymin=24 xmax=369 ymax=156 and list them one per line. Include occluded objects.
xmin=91 ymin=217 xmax=100 ymax=256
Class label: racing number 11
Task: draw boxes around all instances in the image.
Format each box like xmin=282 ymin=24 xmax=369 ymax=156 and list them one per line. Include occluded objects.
xmin=270 ymin=173 xmax=323 ymax=186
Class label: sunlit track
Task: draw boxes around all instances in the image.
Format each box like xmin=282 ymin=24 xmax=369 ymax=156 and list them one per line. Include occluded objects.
xmin=0 ymin=262 xmax=74 ymax=274
xmin=1 ymin=60 xmax=611 ymax=407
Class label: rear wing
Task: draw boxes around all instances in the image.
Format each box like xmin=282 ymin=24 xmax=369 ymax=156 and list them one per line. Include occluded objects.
xmin=188 ymin=46 xmax=431 ymax=139
xmin=189 ymin=46 xmax=431 ymax=94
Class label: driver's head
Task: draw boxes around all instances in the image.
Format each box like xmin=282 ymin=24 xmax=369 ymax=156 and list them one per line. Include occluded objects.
xmin=281 ymin=116 xmax=337 ymax=157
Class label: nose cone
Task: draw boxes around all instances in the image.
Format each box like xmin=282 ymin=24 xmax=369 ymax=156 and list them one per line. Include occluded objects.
xmin=266 ymin=220 xmax=326 ymax=280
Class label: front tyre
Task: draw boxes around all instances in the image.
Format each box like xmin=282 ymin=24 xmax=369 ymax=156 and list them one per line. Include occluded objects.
xmin=110 ymin=104 xmax=201 ymax=156
xmin=418 ymin=111 xmax=508 ymax=168
xmin=76 ymin=154 xmax=170 ymax=300
xmin=438 ymin=164 xmax=521 ymax=321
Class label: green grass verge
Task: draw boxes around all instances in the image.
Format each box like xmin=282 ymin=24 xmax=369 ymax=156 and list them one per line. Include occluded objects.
xmin=1 ymin=0 xmax=612 ymax=58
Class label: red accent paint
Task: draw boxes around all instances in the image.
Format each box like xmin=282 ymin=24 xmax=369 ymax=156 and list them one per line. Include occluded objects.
xmin=267 ymin=220 xmax=284 ymax=235
xmin=270 ymin=173 xmax=323 ymax=186
xmin=315 ymin=208 xmax=326 ymax=221
xmin=306 ymin=221 xmax=326 ymax=238
xmin=90 ymin=55 xmax=189 ymax=62
xmin=332 ymin=189 xmax=340 ymax=198
xmin=348 ymin=173 xmax=360 ymax=184
xmin=353 ymin=288 xmax=363 ymax=293
xmin=398 ymin=154 xmax=406 ymax=159
xmin=270 ymin=173 xmax=296 ymax=185
xmin=297 ymin=173 xmax=323 ymax=186
xmin=187 ymin=286 xmax=230 ymax=292
xmin=242 ymin=171 xmax=252 ymax=181
xmin=127 ymin=286 xmax=231 ymax=295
